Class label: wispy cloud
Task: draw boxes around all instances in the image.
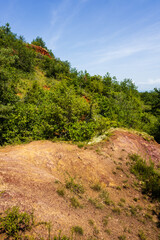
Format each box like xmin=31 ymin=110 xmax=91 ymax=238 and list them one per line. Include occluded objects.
xmin=48 ymin=0 xmax=88 ymax=49
xmin=139 ymin=78 xmax=160 ymax=85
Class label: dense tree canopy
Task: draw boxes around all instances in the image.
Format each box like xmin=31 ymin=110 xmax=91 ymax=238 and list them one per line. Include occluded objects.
xmin=0 ymin=23 xmax=159 ymax=145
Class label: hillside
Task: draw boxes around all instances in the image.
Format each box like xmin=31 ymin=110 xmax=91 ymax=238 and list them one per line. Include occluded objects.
xmin=0 ymin=23 xmax=160 ymax=146
xmin=0 ymin=129 xmax=159 ymax=239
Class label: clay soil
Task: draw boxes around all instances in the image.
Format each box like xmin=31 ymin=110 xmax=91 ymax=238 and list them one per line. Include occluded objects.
xmin=0 ymin=129 xmax=159 ymax=239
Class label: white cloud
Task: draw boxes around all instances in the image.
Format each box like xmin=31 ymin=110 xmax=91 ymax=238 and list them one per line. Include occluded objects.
xmin=139 ymin=78 xmax=160 ymax=85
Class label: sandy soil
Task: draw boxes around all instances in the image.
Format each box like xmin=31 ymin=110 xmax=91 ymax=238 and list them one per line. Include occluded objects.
xmin=0 ymin=129 xmax=159 ymax=239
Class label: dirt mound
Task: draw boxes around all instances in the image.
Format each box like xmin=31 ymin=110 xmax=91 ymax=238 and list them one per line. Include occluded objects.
xmin=0 ymin=129 xmax=159 ymax=239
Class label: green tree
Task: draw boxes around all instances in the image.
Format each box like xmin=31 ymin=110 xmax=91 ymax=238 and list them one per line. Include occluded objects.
xmin=31 ymin=36 xmax=47 ymax=49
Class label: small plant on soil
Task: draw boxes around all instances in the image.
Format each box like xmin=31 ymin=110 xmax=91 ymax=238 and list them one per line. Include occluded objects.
xmin=93 ymin=226 xmax=99 ymax=235
xmin=118 ymin=235 xmax=126 ymax=240
xmin=129 ymin=154 xmax=160 ymax=201
xmin=70 ymin=196 xmax=82 ymax=208
xmin=112 ymin=207 xmax=121 ymax=215
xmin=105 ymin=228 xmax=111 ymax=235
xmin=99 ymin=190 xmax=111 ymax=205
xmin=53 ymin=230 xmax=70 ymax=240
xmin=102 ymin=216 xmax=109 ymax=226
xmin=0 ymin=206 xmax=34 ymax=239
xmin=90 ymin=182 xmax=101 ymax=191
xmin=57 ymin=188 xmax=65 ymax=197
xmin=120 ymin=198 xmax=126 ymax=203
xmin=138 ymin=230 xmax=147 ymax=240
xmin=65 ymin=176 xmax=85 ymax=195
xmin=88 ymin=219 xmax=94 ymax=226
xmin=88 ymin=197 xmax=103 ymax=209
xmin=72 ymin=225 xmax=83 ymax=235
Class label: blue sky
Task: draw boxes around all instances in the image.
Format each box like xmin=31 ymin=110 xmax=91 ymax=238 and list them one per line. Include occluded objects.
xmin=0 ymin=0 xmax=160 ymax=91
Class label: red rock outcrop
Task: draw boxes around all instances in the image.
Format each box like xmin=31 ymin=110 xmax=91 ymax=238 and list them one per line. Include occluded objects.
xmin=27 ymin=44 xmax=52 ymax=58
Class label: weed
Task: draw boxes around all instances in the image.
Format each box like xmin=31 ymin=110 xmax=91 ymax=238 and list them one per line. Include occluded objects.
xmin=129 ymin=205 xmax=137 ymax=216
xmin=88 ymin=198 xmax=103 ymax=209
xmin=93 ymin=226 xmax=99 ymax=235
xmin=57 ymin=189 xmax=65 ymax=197
xmin=138 ymin=230 xmax=147 ymax=240
xmin=105 ymin=229 xmax=111 ymax=235
xmin=99 ymin=190 xmax=111 ymax=205
xmin=120 ymin=198 xmax=126 ymax=203
xmin=54 ymin=179 xmax=60 ymax=184
xmin=112 ymin=207 xmax=121 ymax=215
xmin=70 ymin=197 xmax=82 ymax=208
xmin=116 ymin=166 xmax=123 ymax=172
xmin=133 ymin=197 xmax=138 ymax=202
xmin=88 ymin=219 xmax=94 ymax=226
xmin=90 ymin=183 xmax=101 ymax=192
xmin=144 ymin=213 xmax=152 ymax=220
xmin=102 ymin=216 xmax=109 ymax=226
xmin=116 ymin=186 xmax=121 ymax=190
xmin=118 ymin=202 xmax=124 ymax=207
xmin=129 ymin=154 xmax=160 ymax=201
xmin=123 ymin=184 xmax=130 ymax=189
xmin=77 ymin=143 xmax=85 ymax=148
xmin=118 ymin=235 xmax=126 ymax=240
xmin=65 ymin=176 xmax=85 ymax=195
xmin=72 ymin=226 xmax=83 ymax=235
xmin=122 ymin=180 xmax=128 ymax=183
xmin=0 ymin=206 xmax=34 ymax=239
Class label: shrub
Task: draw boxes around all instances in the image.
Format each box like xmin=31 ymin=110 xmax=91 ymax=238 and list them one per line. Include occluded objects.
xmin=129 ymin=154 xmax=160 ymax=201
xmin=72 ymin=226 xmax=83 ymax=235
xmin=0 ymin=207 xmax=34 ymax=239
xmin=65 ymin=176 xmax=85 ymax=195
xmin=90 ymin=183 xmax=101 ymax=191
xmin=57 ymin=189 xmax=65 ymax=197
xmin=70 ymin=197 xmax=82 ymax=208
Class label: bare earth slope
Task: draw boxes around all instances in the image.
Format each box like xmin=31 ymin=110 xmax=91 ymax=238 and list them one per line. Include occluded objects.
xmin=0 ymin=129 xmax=159 ymax=239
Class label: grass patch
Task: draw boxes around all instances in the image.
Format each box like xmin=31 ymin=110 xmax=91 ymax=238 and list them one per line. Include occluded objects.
xmin=90 ymin=182 xmax=101 ymax=192
xmin=57 ymin=188 xmax=65 ymax=197
xmin=138 ymin=230 xmax=147 ymax=240
xmin=70 ymin=197 xmax=82 ymax=208
xmin=102 ymin=216 xmax=109 ymax=226
xmin=118 ymin=235 xmax=126 ymax=240
xmin=65 ymin=176 xmax=85 ymax=195
xmin=99 ymin=190 xmax=111 ymax=205
xmin=88 ymin=197 xmax=103 ymax=209
xmin=72 ymin=226 xmax=83 ymax=235
xmin=112 ymin=207 xmax=121 ymax=215
xmin=129 ymin=154 xmax=160 ymax=201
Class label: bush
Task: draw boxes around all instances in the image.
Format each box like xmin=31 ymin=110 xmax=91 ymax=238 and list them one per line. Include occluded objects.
xmin=0 ymin=207 xmax=34 ymax=239
xmin=129 ymin=154 xmax=160 ymax=201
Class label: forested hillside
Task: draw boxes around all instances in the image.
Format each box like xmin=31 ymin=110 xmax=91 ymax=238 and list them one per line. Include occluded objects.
xmin=0 ymin=23 xmax=160 ymax=145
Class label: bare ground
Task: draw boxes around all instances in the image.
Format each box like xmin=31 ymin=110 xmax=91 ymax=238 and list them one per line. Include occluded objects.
xmin=0 ymin=129 xmax=159 ymax=239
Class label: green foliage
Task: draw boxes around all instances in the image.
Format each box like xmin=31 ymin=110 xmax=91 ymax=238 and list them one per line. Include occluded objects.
xmin=0 ymin=207 xmax=34 ymax=239
xmin=99 ymin=190 xmax=111 ymax=205
xmin=72 ymin=226 xmax=83 ymax=235
xmin=31 ymin=36 xmax=47 ymax=49
xmin=70 ymin=197 xmax=82 ymax=208
xmin=129 ymin=154 xmax=160 ymax=201
xmin=57 ymin=189 xmax=65 ymax=197
xmin=65 ymin=176 xmax=85 ymax=195
xmin=88 ymin=198 xmax=103 ymax=209
xmin=138 ymin=230 xmax=147 ymax=240
xmin=90 ymin=183 xmax=101 ymax=191
xmin=0 ymin=23 xmax=160 ymax=145
xmin=118 ymin=235 xmax=126 ymax=240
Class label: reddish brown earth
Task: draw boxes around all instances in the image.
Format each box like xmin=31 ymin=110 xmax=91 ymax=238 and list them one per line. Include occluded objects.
xmin=26 ymin=44 xmax=52 ymax=58
xmin=0 ymin=129 xmax=159 ymax=239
